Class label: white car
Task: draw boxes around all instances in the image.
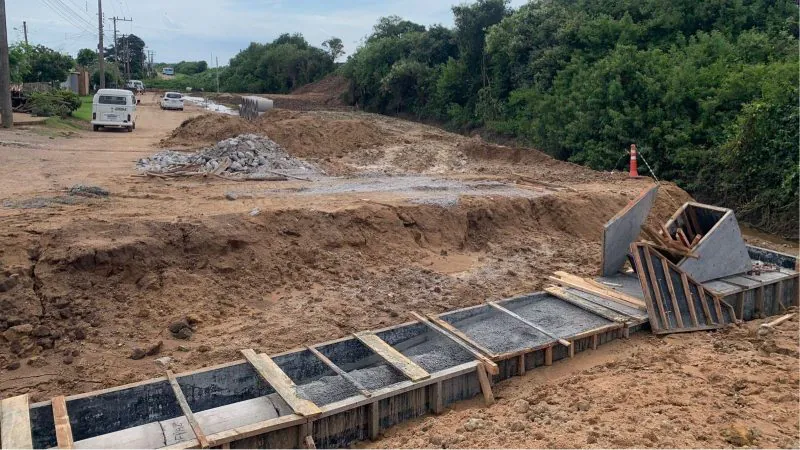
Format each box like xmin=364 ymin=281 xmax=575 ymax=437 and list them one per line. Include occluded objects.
xmin=160 ymin=92 xmax=184 ymax=111
xmin=91 ymin=89 xmax=136 ymax=132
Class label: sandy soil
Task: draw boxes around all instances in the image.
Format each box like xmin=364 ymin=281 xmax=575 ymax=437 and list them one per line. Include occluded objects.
xmin=0 ymin=93 xmax=797 ymax=448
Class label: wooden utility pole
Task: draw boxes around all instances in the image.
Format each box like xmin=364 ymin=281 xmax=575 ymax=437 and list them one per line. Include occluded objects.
xmin=0 ymin=0 xmax=13 ymax=128
xmin=22 ymin=20 xmax=27 ymax=45
xmin=97 ymin=0 xmax=105 ymax=88
xmin=110 ymin=16 xmax=131 ymax=76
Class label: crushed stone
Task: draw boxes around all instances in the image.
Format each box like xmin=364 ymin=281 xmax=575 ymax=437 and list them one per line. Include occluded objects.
xmin=137 ymin=134 xmax=320 ymax=179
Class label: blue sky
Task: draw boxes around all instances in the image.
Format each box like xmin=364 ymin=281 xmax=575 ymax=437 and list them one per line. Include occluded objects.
xmin=8 ymin=0 xmax=527 ymax=65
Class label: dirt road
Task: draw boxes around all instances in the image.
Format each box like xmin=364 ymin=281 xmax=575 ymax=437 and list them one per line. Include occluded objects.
xmin=0 ymin=94 xmax=797 ymax=448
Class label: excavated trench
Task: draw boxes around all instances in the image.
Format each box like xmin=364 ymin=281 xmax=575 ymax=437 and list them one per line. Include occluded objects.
xmin=0 ymin=189 xmax=689 ymax=403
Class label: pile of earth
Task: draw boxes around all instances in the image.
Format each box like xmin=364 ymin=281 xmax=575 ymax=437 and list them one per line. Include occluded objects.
xmin=138 ymin=134 xmax=319 ymax=178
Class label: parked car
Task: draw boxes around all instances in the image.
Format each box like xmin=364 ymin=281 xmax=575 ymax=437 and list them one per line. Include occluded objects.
xmin=162 ymin=67 xmax=174 ymax=76
xmin=125 ymin=80 xmax=145 ymax=94
xmin=91 ymin=89 xmax=137 ymax=132
xmin=160 ymin=92 xmax=185 ymax=111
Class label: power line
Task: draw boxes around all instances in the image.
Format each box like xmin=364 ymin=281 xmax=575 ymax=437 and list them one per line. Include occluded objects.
xmin=49 ymin=0 xmax=95 ymax=30
xmin=40 ymin=0 xmax=94 ymax=34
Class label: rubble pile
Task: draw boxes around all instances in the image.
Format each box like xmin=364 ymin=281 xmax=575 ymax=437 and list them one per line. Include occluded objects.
xmin=137 ymin=134 xmax=319 ymax=178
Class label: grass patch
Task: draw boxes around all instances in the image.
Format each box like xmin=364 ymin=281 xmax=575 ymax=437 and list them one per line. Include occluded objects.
xmin=71 ymin=95 xmax=94 ymax=121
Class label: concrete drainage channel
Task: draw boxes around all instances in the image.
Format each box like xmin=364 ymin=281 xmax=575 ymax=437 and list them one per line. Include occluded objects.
xmin=4 ymin=289 xmax=649 ymax=450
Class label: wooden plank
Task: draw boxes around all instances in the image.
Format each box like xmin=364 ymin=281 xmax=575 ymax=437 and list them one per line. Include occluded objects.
xmin=553 ymin=272 xmax=647 ymax=309
xmin=354 ymin=333 xmax=430 ymax=382
xmin=487 ymin=301 xmax=571 ymax=347
xmin=517 ymin=354 xmax=526 ymax=376
xmin=423 ymin=314 xmax=498 ymax=358
xmin=676 ymin=228 xmax=692 ymax=248
xmin=544 ymin=286 xmax=632 ymax=324
xmin=475 ymin=363 xmax=495 ymax=406
xmin=681 ymin=211 xmax=696 ymax=241
xmin=680 ymin=273 xmax=700 ymax=327
xmin=643 ymin=247 xmax=670 ymax=329
xmin=304 ymin=435 xmax=317 ymax=449
xmin=52 ymin=396 xmax=74 ymax=449
xmin=756 ymin=286 xmax=765 ymax=318
xmin=591 ymin=334 xmax=599 ymax=350
xmin=567 ymin=341 xmax=575 ymax=358
xmin=544 ymin=346 xmax=553 ymax=365
xmin=307 ymin=346 xmax=371 ymax=397
xmin=658 ymin=256 xmax=685 ymax=328
xmin=166 ymin=370 xmax=210 ymax=449
xmin=630 ymin=245 xmax=661 ymax=330
xmin=410 ymin=312 xmax=499 ymax=375
xmin=1 ymin=394 xmax=32 ymax=450
xmin=713 ymin=297 xmax=724 ymax=324
xmin=761 ymin=313 xmax=794 ymax=329
xmin=776 ymin=280 xmax=786 ymax=311
xmin=368 ymin=402 xmax=380 ymax=440
xmin=687 ymin=206 xmax=703 ymax=239
xmin=240 ymin=349 xmax=322 ymax=418
xmin=696 ymin=283 xmax=716 ymax=325
xmin=430 ymin=381 xmax=443 ymax=414
xmin=736 ymin=291 xmax=745 ymax=320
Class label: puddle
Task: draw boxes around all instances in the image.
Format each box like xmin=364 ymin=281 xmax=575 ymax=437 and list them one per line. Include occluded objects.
xmin=182 ymin=96 xmax=238 ymax=115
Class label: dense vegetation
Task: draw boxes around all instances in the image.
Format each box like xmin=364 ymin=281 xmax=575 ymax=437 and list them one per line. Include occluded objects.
xmin=145 ymin=34 xmax=335 ymax=94
xmin=221 ymin=33 xmax=335 ymax=93
xmin=28 ymin=91 xmax=82 ymax=117
xmin=342 ymin=0 xmax=799 ymax=236
xmin=9 ymin=44 xmax=75 ymax=83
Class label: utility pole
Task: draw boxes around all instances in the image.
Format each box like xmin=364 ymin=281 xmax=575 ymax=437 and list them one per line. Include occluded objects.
xmin=97 ymin=0 xmax=105 ymax=88
xmin=0 ymin=0 xmax=13 ymax=127
xmin=109 ymin=16 xmax=131 ymax=73
xmin=216 ymin=56 xmax=219 ymax=93
xmin=22 ymin=21 xmax=27 ymax=45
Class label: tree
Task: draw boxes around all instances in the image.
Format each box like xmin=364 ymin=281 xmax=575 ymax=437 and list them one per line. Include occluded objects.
xmin=369 ymin=16 xmax=426 ymax=41
xmin=76 ymin=48 xmax=96 ymax=67
xmin=322 ymin=37 xmax=345 ymax=61
xmin=221 ymin=34 xmax=334 ymax=93
xmin=13 ymin=45 xmax=75 ymax=83
xmin=341 ymin=0 xmax=799 ymax=235
xmin=109 ymin=34 xmax=146 ymax=78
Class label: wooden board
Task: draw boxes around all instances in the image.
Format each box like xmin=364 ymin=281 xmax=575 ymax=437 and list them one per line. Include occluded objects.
xmin=551 ymin=271 xmax=647 ymax=310
xmin=52 ymin=395 xmax=74 ymax=449
xmin=166 ymin=370 xmax=210 ymax=448
xmin=240 ymin=349 xmax=322 ymax=418
xmin=475 ymin=363 xmax=495 ymax=406
xmin=1 ymin=394 xmax=33 ymax=449
xmin=354 ymin=333 xmax=430 ymax=382
xmin=409 ymin=312 xmax=500 ymax=375
xmin=544 ymin=286 xmax=632 ymax=324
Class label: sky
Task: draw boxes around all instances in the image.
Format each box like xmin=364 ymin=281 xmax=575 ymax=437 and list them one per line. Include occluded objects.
xmin=8 ymin=0 xmax=528 ymax=65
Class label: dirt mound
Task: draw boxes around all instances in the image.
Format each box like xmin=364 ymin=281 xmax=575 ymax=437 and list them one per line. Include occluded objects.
xmin=291 ymin=75 xmax=349 ymax=101
xmin=0 ymin=187 xmax=684 ymax=400
xmin=160 ymin=114 xmax=260 ymax=148
xmin=161 ymin=111 xmax=386 ymax=158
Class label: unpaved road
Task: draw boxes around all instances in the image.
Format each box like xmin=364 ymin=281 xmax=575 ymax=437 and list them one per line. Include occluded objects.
xmin=0 ymin=94 xmax=797 ymax=449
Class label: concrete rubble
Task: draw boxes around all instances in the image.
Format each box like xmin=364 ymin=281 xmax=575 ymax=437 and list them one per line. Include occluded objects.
xmin=137 ymin=134 xmax=319 ymax=179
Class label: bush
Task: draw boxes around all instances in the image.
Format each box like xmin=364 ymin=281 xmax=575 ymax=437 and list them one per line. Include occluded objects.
xmin=28 ymin=90 xmax=82 ymax=118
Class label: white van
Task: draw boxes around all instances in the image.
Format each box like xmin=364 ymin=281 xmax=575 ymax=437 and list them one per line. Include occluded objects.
xmin=91 ymin=89 xmax=137 ymax=132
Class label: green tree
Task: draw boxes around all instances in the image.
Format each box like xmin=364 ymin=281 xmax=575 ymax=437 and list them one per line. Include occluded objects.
xmin=322 ymin=37 xmax=345 ymax=61
xmin=20 ymin=45 xmax=75 ymax=82
xmin=76 ymin=48 xmax=96 ymax=67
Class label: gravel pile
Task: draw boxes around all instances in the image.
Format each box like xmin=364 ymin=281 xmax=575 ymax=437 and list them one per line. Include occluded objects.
xmin=137 ymin=134 xmax=319 ymax=178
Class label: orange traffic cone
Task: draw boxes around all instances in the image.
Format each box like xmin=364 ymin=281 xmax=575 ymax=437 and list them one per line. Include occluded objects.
xmin=629 ymin=144 xmax=641 ymax=178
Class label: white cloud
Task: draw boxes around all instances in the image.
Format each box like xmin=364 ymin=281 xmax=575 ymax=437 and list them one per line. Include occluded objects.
xmin=7 ymin=0 xmax=531 ymax=64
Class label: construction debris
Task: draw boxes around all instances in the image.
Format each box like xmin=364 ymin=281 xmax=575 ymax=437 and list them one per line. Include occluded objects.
xmin=136 ymin=134 xmax=319 ymax=180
